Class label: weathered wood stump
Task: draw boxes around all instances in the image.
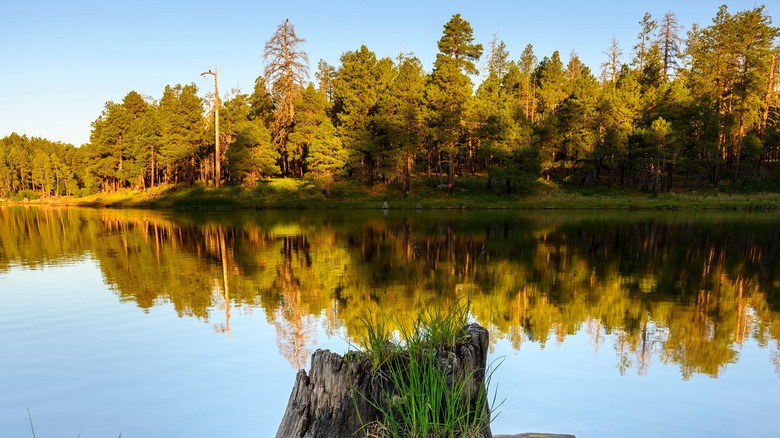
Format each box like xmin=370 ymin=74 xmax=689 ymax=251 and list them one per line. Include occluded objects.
xmin=276 ymin=323 xmax=493 ymax=438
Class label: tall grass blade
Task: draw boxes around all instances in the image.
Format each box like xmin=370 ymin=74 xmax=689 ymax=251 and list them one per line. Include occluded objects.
xmin=27 ymin=409 xmax=36 ymax=438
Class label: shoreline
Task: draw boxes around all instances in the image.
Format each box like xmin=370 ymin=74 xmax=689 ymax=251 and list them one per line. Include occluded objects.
xmin=2 ymin=179 xmax=780 ymax=211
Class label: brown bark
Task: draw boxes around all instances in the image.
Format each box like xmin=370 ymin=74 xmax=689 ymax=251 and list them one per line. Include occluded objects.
xmin=276 ymin=323 xmax=493 ymax=438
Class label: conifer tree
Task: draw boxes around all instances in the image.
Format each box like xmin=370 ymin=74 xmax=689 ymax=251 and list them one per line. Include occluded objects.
xmin=307 ymin=119 xmax=347 ymax=196
xmin=633 ymin=13 xmax=658 ymax=72
xmin=519 ymin=44 xmax=538 ymax=122
xmin=428 ymin=14 xmax=483 ymax=186
xmin=332 ymin=45 xmax=394 ymax=185
xmin=373 ymin=56 xmax=427 ymax=191
xmin=657 ymin=12 xmax=683 ymax=81
xmin=263 ymin=19 xmax=309 ymax=175
xmin=287 ymin=83 xmax=329 ymax=177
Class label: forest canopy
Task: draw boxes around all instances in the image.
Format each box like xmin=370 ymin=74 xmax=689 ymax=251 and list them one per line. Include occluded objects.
xmin=2 ymin=5 xmax=779 ymax=200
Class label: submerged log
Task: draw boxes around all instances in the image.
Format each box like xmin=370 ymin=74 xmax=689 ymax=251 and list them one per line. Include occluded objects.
xmin=276 ymin=323 xmax=493 ymax=438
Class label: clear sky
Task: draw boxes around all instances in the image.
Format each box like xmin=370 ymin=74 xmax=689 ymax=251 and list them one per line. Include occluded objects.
xmin=1 ymin=1 xmax=775 ymax=147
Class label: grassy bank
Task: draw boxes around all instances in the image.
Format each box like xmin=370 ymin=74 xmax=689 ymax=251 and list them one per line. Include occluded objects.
xmin=7 ymin=176 xmax=780 ymax=210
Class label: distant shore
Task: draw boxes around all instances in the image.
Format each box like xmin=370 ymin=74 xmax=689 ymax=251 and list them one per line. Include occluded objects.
xmin=3 ymin=177 xmax=780 ymax=211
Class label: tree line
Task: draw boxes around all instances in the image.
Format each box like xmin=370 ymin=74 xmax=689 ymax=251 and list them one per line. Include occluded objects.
xmin=2 ymin=5 xmax=779 ymax=200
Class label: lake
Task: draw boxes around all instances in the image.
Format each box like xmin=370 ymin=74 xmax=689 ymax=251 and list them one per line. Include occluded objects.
xmin=1 ymin=206 xmax=778 ymax=437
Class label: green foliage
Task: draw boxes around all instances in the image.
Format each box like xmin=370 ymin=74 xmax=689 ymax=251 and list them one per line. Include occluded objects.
xmin=307 ymin=120 xmax=348 ymax=196
xmin=354 ymin=299 xmax=498 ymax=438
xmin=333 ymin=45 xmax=395 ymax=185
xmin=158 ymin=84 xmax=204 ymax=186
xmin=287 ymin=83 xmax=329 ymax=176
xmin=226 ymin=121 xmax=279 ymax=186
xmin=3 ymin=7 xmax=780 ymax=199
xmin=373 ymin=56 xmax=428 ymax=191
xmin=436 ymin=13 xmax=483 ymax=75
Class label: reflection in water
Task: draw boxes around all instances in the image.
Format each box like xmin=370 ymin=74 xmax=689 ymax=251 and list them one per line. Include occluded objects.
xmin=1 ymin=206 xmax=779 ymax=377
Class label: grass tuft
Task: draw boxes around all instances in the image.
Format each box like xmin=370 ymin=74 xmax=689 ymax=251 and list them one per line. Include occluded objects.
xmin=354 ymin=298 xmax=500 ymax=437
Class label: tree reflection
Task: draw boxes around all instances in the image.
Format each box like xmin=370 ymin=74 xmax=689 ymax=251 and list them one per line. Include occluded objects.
xmin=2 ymin=207 xmax=780 ymax=376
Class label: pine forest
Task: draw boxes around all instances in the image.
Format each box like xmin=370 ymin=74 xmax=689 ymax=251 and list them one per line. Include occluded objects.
xmin=2 ymin=6 xmax=780 ymax=201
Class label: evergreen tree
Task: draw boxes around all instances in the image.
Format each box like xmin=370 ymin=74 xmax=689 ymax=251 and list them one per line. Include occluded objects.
xmin=373 ymin=55 xmax=428 ymax=191
xmin=519 ymin=44 xmax=538 ymax=122
xmin=428 ymin=14 xmax=483 ymax=187
xmin=316 ymin=59 xmax=336 ymax=102
xmin=332 ymin=45 xmax=394 ymax=185
xmin=158 ymin=84 xmax=203 ymax=186
xmin=307 ymin=119 xmax=347 ymax=196
xmin=558 ymin=54 xmax=601 ymax=182
xmin=633 ymin=13 xmax=658 ymax=72
xmin=685 ymin=5 xmax=779 ymax=183
xmin=536 ymin=51 xmax=568 ymax=116
xmin=248 ymin=76 xmax=275 ymax=128
xmin=287 ymin=83 xmax=329 ymax=177
xmin=226 ymin=120 xmax=278 ymax=185
xmin=436 ymin=13 xmax=483 ymax=75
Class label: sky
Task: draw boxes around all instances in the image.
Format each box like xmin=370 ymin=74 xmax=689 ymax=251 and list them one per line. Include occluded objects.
xmin=1 ymin=0 xmax=775 ymax=147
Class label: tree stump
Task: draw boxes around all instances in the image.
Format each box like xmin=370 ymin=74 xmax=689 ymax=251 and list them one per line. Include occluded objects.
xmin=276 ymin=323 xmax=493 ymax=438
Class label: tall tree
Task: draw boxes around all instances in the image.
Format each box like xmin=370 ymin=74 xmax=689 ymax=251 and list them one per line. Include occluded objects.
xmin=332 ymin=45 xmax=394 ymax=185
xmin=633 ymin=13 xmax=658 ymax=72
xmin=248 ymin=75 xmax=275 ymax=128
xmin=657 ymin=12 xmax=683 ymax=81
xmin=428 ymin=14 xmax=483 ymax=186
xmin=559 ymin=54 xmax=601 ymax=183
xmin=436 ymin=13 xmax=483 ymax=75
xmin=158 ymin=84 xmax=203 ymax=186
xmin=519 ymin=44 xmax=538 ymax=122
xmin=600 ymin=36 xmax=623 ymax=85
xmin=536 ymin=51 xmax=568 ymax=116
xmin=685 ymin=5 xmax=779 ymax=183
xmin=287 ymin=83 xmax=329 ymax=177
xmin=316 ymin=59 xmax=336 ymax=102
xmin=264 ymin=19 xmax=309 ymax=175
xmin=373 ymin=56 xmax=428 ymax=191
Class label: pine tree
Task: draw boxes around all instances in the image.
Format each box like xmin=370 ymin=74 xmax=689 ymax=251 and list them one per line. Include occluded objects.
xmin=307 ymin=119 xmax=347 ymax=196
xmin=685 ymin=5 xmax=779 ymax=183
xmin=226 ymin=121 xmax=278 ymax=185
xmin=263 ymin=19 xmax=309 ymax=175
xmin=373 ymin=56 xmax=427 ymax=191
xmin=332 ymin=45 xmax=394 ymax=185
xmin=158 ymin=84 xmax=203 ymax=186
xmin=316 ymin=59 xmax=336 ymax=102
xmin=287 ymin=83 xmax=329 ymax=177
xmin=248 ymin=75 xmax=275 ymax=128
xmin=657 ymin=12 xmax=684 ymax=81
xmin=428 ymin=14 xmax=483 ymax=187
xmin=519 ymin=44 xmax=538 ymax=122
xmin=633 ymin=13 xmax=658 ymax=72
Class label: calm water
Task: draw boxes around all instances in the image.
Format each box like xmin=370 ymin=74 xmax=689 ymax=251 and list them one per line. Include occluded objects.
xmin=1 ymin=206 xmax=779 ymax=437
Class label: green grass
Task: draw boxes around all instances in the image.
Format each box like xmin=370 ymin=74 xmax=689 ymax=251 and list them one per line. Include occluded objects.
xmin=10 ymin=174 xmax=780 ymax=210
xmin=353 ymin=299 xmax=501 ymax=438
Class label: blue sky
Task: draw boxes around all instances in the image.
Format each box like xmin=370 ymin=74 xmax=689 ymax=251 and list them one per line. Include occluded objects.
xmin=1 ymin=1 xmax=775 ymax=147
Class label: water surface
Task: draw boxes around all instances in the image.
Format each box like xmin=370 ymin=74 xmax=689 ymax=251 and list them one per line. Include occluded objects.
xmin=1 ymin=206 xmax=778 ymax=437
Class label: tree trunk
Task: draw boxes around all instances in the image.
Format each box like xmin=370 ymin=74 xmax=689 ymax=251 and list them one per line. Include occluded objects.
xmin=448 ymin=151 xmax=455 ymax=187
xmin=276 ymin=323 xmax=493 ymax=438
